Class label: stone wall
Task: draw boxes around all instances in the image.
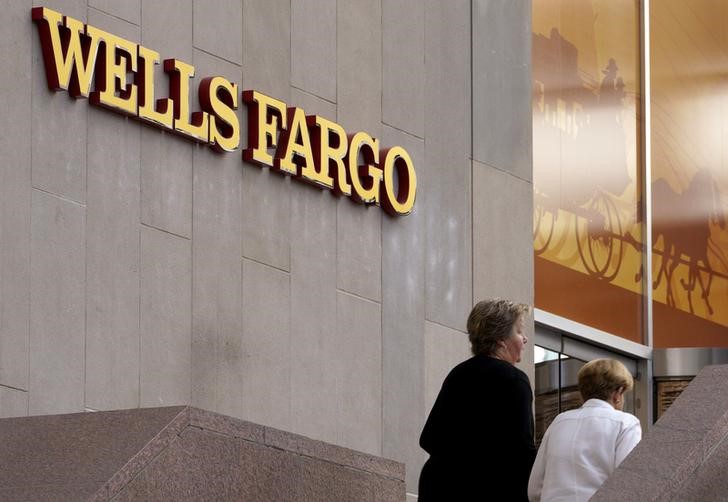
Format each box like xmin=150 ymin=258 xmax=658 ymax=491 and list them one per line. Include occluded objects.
xmin=0 ymin=1 xmax=533 ymax=494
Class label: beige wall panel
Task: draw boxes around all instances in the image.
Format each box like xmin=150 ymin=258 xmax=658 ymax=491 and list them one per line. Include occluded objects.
xmin=140 ymin=0 xmax=193 ymax=238
xmin=29 ymin=190 xmax=85 ymax=415
xmin=193 ymin=0 xmax=242 ymax=65
xmin=424 ymin=0 xmax=472 ymax=332
xmin=290 ymin=186 xmax=338 ymax=445
xmin=0 ymin=0 xmax=31 ymax=391
xmin=241 ymin=0 xmax=292 ymax=272
xmin=30 ymin=1 xmax=87 ymax=204
xmin=335 ymin=292 xmax=382 ymax=456
xmin=241 ymin=259 xmax=291 ymax=431
xmin=336 ymin=203 xmax=382 ymax=302
xmin=140 ymin=226 xmax=192 ymax=407
xmin=89 ymin=0 xmax=140 ymax=25
xmin=472 ymin=162 xmax=534 ymax=305
xmin=424 ymin=321 xmax=471 ymax=416
xmin=288 ymin=88 xmax=338 ymax=443
xmin=141 ymin=0 xmax=192 ymax=59
xmin=472 ymin=160 xmax=535 ymax=383
xmin=190 ymin=50 xmax=244 ymax=417
xmin=140 ymin=133 xmax=193 ymax=238
xmin=291 ymin=0 xmax=336 ymax=101
xmin=0 ymin=387 xmax=28 ymax=419
xmin=336 ymin=0 xmax=381 ymax=135
xmin=382 ymin=0 xmax=425 ymax=138
xmin=381 ymin=127 xmax=427 ymax=490
xmin=473 ymin=0 xmax=532 ymax=180
xmin=243 ymin=0 xmax=290 ymax=100
xmin=335 ymin=0 xmax=382 ymax=303
xmin=84 ymin=10 xmax=141 ymax=412
xmin=31 ymin=0 xmax=85 ymax=20
xmin=290 ymin=87 xmax=337 ymax=122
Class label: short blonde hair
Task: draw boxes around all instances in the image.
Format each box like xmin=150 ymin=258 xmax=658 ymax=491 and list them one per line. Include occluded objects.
xmin=578 ymin=359 xmax=634 ymax=401
xmin=467 ymin=299 xmax=530 ymax=356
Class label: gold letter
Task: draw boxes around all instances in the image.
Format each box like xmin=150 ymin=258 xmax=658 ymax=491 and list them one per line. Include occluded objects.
xmin=242 ymin=90 xmax=287 ymax=167
xmin=274 ymin=107 xmax=314 ymax=176
xmin=380 ymin=147 xmax=417 ymax=216
xmin=164 ymin=59 xmax=209 ymax=142
xmin=306 ymin=115 xmax=349 ymax=192
xmin=137 ymin=45 xmax=173 ymax=129
xmin=31 ymin=7 xmax=101 ymax=97
xmin=347 ymin=132 xmax=382 ymax=204
xmin=87 ymin=26 xmax=138 ymax=115
xmin=200 ymin=77 xmax=240 ymax=152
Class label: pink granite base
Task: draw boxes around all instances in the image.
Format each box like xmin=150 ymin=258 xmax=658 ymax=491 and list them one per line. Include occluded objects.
xmin=592 ymin=364 xmax=728 ymax=501
xmin=0 ymin=406 xmax=405 ymax=501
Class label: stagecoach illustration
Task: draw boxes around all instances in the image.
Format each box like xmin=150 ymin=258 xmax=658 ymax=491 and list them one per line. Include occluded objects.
xmin=533 ymin=28 xmax=728 ymax=316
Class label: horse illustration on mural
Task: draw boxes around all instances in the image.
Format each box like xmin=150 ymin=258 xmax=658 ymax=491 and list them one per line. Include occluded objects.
xmin=649 ymin=168 xmax=728 ymax=314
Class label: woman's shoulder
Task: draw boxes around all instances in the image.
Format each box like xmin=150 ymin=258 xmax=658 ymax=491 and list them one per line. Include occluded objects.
xmin=616 ymin=409 xmax=641 ymax=426
xmin=459 ymin=355 xmax=531 ymax=383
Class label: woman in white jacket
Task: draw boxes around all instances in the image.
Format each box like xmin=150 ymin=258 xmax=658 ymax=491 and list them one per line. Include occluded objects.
xmin=528 ymin=358 xmax=642 ymax=501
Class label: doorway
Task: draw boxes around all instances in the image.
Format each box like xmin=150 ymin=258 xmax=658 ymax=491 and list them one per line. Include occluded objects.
xmin=534 ymin=326 xmax=638 ymax=444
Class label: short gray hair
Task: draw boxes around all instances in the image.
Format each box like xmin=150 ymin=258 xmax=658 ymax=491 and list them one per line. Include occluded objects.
xmin=467 ymin=299 xmax=530 ymax=356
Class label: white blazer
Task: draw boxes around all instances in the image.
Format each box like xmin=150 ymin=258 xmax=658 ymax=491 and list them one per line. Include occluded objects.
xmin=528 ymin=398 xmax=642 ymax=501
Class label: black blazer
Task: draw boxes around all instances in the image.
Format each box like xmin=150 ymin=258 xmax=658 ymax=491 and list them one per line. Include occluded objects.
xmin=419 ymin=355 xmax=536 ymax=501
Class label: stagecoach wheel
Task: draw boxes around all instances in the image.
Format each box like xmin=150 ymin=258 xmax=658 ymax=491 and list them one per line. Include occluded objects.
xmin=575 ymin=192 xmax=624 ymax=281
xmin=534 ymin=203 xmax=556 ymax=255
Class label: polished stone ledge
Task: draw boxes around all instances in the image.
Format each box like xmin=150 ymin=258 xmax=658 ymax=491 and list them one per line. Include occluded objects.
xmin=0 ymin=405 xmax=405 ymax=501
xmin=592 ymin=364 xmax=728 ymax=501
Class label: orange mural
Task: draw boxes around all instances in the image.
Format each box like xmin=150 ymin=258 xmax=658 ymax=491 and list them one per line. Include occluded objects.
xmin=532 ymin=0 xmax=644 ymax=344
xmin=533 ymin=0 xmax=728 ymax=348
xmin=650 ymin=0 xmax=728 ymax=347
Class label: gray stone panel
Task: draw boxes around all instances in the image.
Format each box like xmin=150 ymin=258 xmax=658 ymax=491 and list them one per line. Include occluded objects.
xmin=424 ymin=0 xmax=472 ymax=332
xmin=31 ymin=1 xmax=87 ymax=204
xmin=335 ymin=292 xmax=382 ymax=456
xmin=241 ymin=259 xmax=291 ymax=431
xmin=140 ymin=133 xmax=193 ymax=238
xmin=140 ymin=0 xmax=193 ymax=238
xmin=334 ymin=0 xmax=383 ymax=303
xmin=337 ymin=202 xmax=382 ymax=302
xmin=89 ymin=0 xmax=140 ymax=25
xmin=0 ymin=387 xmax=28 ymax=419
xmin=140 ymin=226 xmax=192 ymax=407
xmin=190 ymin=50 xmax=244 ymax=419
xmin=193 ymin=0 xmax=242 ymax=65
xmin=381 ymin=126 xmax=427 ymax=490
xmin=0 ymin=0 xmax=31 ymax=391
xmin=472 ymin=161 xmax=534 ymax=303
xmin=473 ymin=0 xmax=532 ymax=181
xmin=291 ymin=0 xmax=336 ymax=101
xmin=240 ymin=0 xmax=292 ymax=271
xmin=141 ymin=0 xmax=192 ymax=58
xmin=290 ymin=185 xmax=338 ymax=445
xmin=29 ymin=190 xmax=85 ymax=415
xmin=382 ymin=0 xmax=425 ymax=138
xmin=85 ymin=9 xmax=141 ymax=412
xmin=336 ymin=0 xmax=381 ymax=136
xmin=424 ymin=321 xmax=470 ymax=414
xmin=243 ymin=0 xmax=291 ymax=100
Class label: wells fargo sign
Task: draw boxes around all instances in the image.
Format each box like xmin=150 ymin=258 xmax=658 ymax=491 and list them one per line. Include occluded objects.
xmin=32 ymin=7 xmax=416 ymax=215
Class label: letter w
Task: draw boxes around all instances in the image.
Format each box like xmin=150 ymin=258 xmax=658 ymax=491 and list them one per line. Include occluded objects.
xmin=32 ymin=7 xmax=101 ymax=98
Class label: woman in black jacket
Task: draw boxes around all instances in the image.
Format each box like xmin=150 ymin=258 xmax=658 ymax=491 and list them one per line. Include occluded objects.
xmin=419 ymin=299 xmax=537 ymax=501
